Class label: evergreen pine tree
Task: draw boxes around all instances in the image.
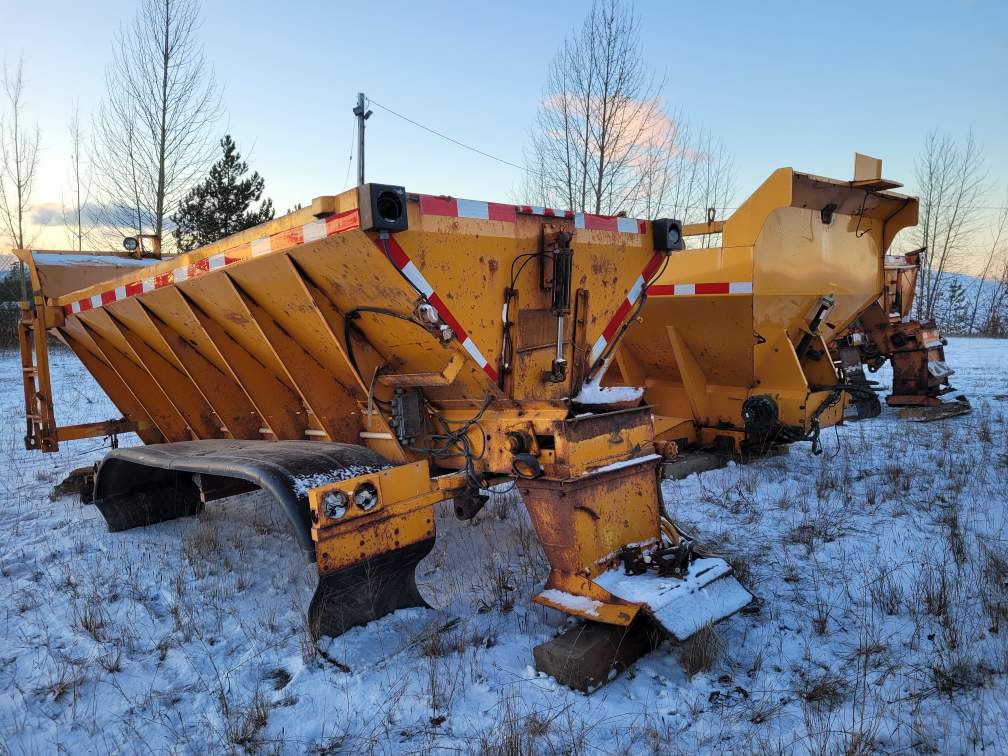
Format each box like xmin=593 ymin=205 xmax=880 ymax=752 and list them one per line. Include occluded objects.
xmin=171 ymin=135 xmax=274 ymax=252
xmin=942 ymin=279 xmax=968 ymax=334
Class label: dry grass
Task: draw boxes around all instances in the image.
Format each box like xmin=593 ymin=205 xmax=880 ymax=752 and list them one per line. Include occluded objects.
xmin=677 ymin=623 xmax=721 ymax=677
xmin=868 ymin=563 xmax=904 ymax=616
xmin=2 ymin=352 xmax=1008 ymax=754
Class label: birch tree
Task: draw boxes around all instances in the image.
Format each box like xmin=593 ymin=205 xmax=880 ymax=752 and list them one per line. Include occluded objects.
xmin=0 ymin=59 xmax=40 ymax=298
xmin=93 ymin=0 xmax=221 ymax=255
xmin=912 ymin=131 xmax=987 ymax=320
xmin=521 ymin=0 xmax=733 ymax=230
xmin=522 ymin=0 xmax=665 ymax=216
xmin=63 ymin=104 xmax=94 ymax=251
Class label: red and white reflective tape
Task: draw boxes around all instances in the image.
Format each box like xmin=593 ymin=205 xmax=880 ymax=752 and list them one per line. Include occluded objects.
xmin=647 ymin=281 xmax=753 ymax=296
xmin=424 ymin=195 xmax=646 ymax=234
xmin=516 ymin=205 xmax=575 ymax=219
xmin=62 ymin=208 xmax=360 ymax=314
xmin=419 ymin=195 xmax=517 ymax=223
xmin=574 ymin=213 xmax=646 ymax=234
xmin=518 ymin=206 xmax=645 ymax=233
xmin=588 ymin=252 xmax=665 ymax=364
xmin=376 ymin=235 xmax=499 ymax=382
xmin=62 ymin=190 xmax=648 ymax=318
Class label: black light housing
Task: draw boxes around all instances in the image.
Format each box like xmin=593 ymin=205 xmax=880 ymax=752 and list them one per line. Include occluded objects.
xmin=652 ymin=218 xmax=685 ymax=252
xmin=358 ymin=183 xmax=408 ymax=232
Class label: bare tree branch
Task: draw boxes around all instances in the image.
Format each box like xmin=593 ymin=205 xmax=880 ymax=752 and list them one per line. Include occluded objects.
xmin=912 ymin=131 xmax=987 ymax=320
xmin=967 ymin=187 xmax=1007 ymax=333
xmin=92 ymin=0 xmax=221 ymax=255
xmin=0 ymin=57 xmax=41 ymax=300
xmin=520 ymin=0 xmax=733 ymax=229
xmin=62 ymin=103 xmax=96 ymax=251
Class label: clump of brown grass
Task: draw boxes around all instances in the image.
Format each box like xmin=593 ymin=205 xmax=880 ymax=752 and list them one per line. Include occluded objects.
xmin=677 ymin=622 xmax=721 ymax=677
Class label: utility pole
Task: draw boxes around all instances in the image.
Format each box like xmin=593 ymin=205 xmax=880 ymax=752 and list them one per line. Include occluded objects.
xmin=353 ymin=92 xmax=372 ymax=186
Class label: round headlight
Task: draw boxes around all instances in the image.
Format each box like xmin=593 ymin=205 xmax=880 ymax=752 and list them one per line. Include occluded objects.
xmin=322 ymin=490 xmax=349 ymax=519
xmin=354 ymin=482 xmax=379 ymax=511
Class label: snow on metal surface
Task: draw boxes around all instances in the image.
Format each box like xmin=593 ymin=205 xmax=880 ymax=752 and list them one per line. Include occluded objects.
xmin=927 ymin=359 xmax=953 ymax=378
xmin=585 ymin=453 xmax=661 ymax=476
xmin=596 ymin=557 xmax=752 ymax=641
xmin=537 ymin=588 xmax=602 ymax=617
xmin=290 ymin=464 xmax=390 ymax=498
xmin=573 ymin=359 xmax=644 ymax=404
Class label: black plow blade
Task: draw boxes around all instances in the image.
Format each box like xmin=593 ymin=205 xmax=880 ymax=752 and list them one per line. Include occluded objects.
xmin=308 ymin=537 xmax=436 ymax=639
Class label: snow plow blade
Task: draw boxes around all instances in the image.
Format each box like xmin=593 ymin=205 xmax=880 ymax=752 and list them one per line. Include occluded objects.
xmin=595 ymin=557 xmax=752 ymax=642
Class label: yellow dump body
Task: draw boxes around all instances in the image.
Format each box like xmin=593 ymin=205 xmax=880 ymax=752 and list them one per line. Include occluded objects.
xmin=20 ymin=184 xmax=755 ymax=647
xmin=606 ymin=167 xmax=918 ymax=450
xmin=19 ymin=188 xmax=661 ymax=465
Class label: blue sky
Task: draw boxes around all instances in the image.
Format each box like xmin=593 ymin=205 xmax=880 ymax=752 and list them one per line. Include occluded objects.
xmin=4 ymin=0 xmax=1007 ymax=265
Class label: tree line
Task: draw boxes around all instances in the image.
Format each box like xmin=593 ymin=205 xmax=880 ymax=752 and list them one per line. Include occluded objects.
xmin=912 ymin=131 xmax=1008 ymax=336
xmin=0 ymin=0 xmax=273 ymax=274
xmin=1 ymin=0 xmax=1006 ymax=340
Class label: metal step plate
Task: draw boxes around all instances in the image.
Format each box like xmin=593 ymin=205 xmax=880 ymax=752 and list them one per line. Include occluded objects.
xmin=595 ymin=557 xmax=752 ymax=641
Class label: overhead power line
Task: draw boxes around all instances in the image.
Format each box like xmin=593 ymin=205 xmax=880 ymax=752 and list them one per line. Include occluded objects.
xmin=366 ymin=97 xmax=530 ymax=174
xmin=342 ymin=116 xmax=356 ymax=189
xmin=363 ymin=97 xmax=1008 ymax=213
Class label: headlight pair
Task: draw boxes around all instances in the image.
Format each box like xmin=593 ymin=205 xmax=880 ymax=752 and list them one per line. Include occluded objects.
xmin=321 ymin=482 xmax=379 ymax=520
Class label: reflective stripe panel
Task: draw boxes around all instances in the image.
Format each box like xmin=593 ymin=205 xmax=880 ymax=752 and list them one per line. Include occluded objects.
xmin=627 ymin=275 xmax=645 ymax=306
xmin=588 ymin=252 xmax=665 ymax=369
xmin=376 ymin=235 xmax=498 ymax=383
xmin=59 ymin=204 xmax=362 ymax=314
xmin=251 ymin=237 xmax=272 ymax=257
xmin=646 ymin=281 xmax=753 ymax=297
xmin=302 ymin=220 xmax=327 ymax=242
xmin=456 ymin=199 xmax=489 ymax=220
xmin=400 ymin=261 xmax=434 ymax=298
xmin=425 ymin=197 xmax=641 ymax=232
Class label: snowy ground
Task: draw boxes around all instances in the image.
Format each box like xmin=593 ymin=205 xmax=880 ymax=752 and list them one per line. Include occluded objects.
xmin=0 ymin=339 xmax=1006 ymax=754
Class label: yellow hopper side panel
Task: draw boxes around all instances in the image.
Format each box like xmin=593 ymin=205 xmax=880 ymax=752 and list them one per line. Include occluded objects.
xmin=609 ymin=167 xmax=918 ymax=447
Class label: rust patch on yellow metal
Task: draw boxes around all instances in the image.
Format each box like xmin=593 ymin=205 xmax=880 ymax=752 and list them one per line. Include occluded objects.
xmin=309 ymin=461 xmax=449 ymax=575
xmin=520 ymin=459 xmax=661 ymax=626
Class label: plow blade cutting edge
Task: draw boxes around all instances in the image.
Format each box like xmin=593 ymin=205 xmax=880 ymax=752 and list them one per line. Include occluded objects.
xmin=898 ymin=396 xmax=971 ymax=422
xmin=308 ymin=538 xmax=435 ymax=638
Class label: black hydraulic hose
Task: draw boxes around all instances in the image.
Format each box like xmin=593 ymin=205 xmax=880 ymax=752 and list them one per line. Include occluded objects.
xmin=343 ymin=306 xmax=435 ymax=380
